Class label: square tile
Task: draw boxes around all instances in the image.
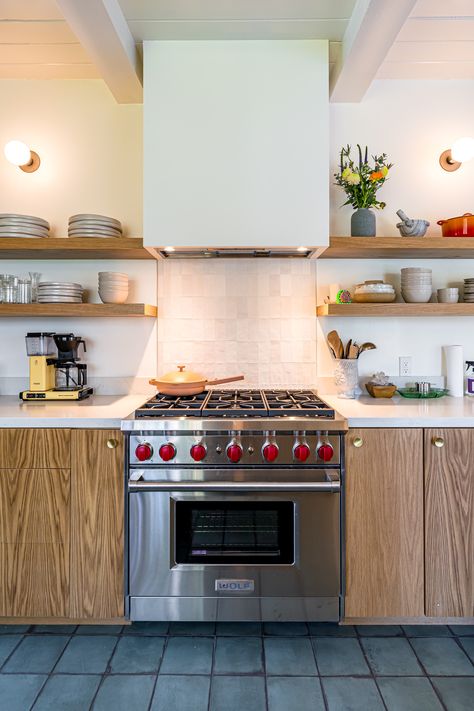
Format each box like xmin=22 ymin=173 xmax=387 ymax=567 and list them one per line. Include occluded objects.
xmin=169 ymin=622 xmax=215 ymax=636
xmin=32 ymin=674 xmax=101 ymax=711
xmin=410 ymin=637 xmax=474 ymax=676
xmin=357 ymin=625 xmax=403 ymax=637
xmin=76 ymin=625 xmax=123 ymax=635
xmin=0 ymin=625 xmax=30 ymax=634
xmin=432 ymin=677 xmax=474 ymax=711
xmin=378 ymin=677 xmax=444 ymax=711
xmin=216 ymin=622 xmax=262 ymax=636
xmin=110 ymin=635 xmax=165 ymax=673
xmin=55 ymin=635 xmax=117 ymax=674
xmin=214 ymin=637 xmax=263 ymax=674
xmin=459 ymin=637 xmax=474 ymax=663
xmin=309 ymin=622 xmax=356 ymax=637
xmin=322 ymin=677 xmax=385 ymax=711
xmin=160 ymin=637 xmax=213 ymax=674
xmin=3 ymin=635 xmax=69 ymax=673
xmin=264 ymin=637 xmax=317 ymax=676
xmin=313 ymin=637 xmax=369 ymax=676
xmin=93 ymin=675 xmax=155 ymax=711
xmin=151 ymin=675 xmax=210 ymax=711
xmin=361 ymin=637 xmax=423 ymax=676
xmin=210 ymin=676 xmax=265 ymax=711
xmin=403 ymin=625 xmax=451 ymax=637
xmin=31 ymin=625 xmax=77 ymax=635
xmin=0 ymin=635 xmax=22 ymax=666
xmin=123 ymin=622 xmax=169 ymax=636
xmin=450 ymin=625 xmax=474 ymax=636
xmin=263 ymin=622 xmax=308 ymax=636
xmin=267 ymin=676 xmax=325 ymax=711
xmin=0 ymin=674 xmax=46 ymax=711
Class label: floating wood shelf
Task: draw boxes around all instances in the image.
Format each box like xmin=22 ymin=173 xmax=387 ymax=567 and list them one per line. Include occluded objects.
xmin=0 ymin=237 xmax=158 ymax=260
xmin=317 ymin=303 xmax=474 ymax=317
xmin=320 ymin=236 xmax=474 ymax=259
xmin=0 ymin=303 xmax=157 ymax=318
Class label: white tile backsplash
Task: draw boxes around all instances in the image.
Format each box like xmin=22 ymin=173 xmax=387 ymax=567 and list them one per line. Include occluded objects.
xmin=157 ymin=259 xmax=317 ymax=388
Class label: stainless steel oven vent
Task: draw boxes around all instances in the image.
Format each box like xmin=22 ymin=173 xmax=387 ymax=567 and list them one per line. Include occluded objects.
xmin=158 ymin=248 xmax=315 ymax=259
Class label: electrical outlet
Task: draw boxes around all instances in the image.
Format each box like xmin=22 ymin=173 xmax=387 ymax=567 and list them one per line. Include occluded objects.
xmin=399 ymin=356 xmax=412 ymax=376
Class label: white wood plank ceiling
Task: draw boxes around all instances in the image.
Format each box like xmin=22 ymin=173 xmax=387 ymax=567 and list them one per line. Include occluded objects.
xmin=0 ymin=0 xmax=99 ymax=78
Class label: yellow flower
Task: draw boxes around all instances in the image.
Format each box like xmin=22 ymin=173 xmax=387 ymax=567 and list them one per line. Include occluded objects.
xmin=346 ymin=172 xmax=360 ymax=185
xmin=342 ymin=167 xmax=351 ymax=179
xmin=381 ymin=166 xmax=389 ymax=177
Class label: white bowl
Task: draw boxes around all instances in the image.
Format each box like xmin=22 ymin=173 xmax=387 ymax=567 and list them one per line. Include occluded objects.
xmin=99 ymin=289 xmax=129 ymax=297
xmin=401 ymin=268 xmax=432 ymax=273
xmin=99 ymin=292 xmax=128 ymax=304
xmin=98 ymin=271 xmax=127 ymax=278
xmin=402 ymin=291 xmax=432 ymax=303
xmin=437 ymin=288 xmax=459 ymax=303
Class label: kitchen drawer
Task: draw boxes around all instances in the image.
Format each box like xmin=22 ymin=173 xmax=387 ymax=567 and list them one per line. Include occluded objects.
xmin=0 ymin=429 xmax=70 ymax=469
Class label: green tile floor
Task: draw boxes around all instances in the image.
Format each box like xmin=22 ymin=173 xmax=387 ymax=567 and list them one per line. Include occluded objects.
xmin=0 ymin=622 xmax=472 ymax=710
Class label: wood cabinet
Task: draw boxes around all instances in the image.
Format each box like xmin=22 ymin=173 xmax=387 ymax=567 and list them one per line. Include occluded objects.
xmin=70 ymin=430 xmax=124 ymax=619
xmin=0 ymin=468 xmax=70 ymax=617
xmin=425 ymin=429 xmax=474 ymax=617
xmin=0 ymin=427 xmax=124 ymax=622
xmin=345 ymin=428 xmax=424 ymax=618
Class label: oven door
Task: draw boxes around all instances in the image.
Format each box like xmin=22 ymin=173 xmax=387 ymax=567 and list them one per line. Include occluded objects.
xmin=128 ymin=469 xmax=340 ymax=621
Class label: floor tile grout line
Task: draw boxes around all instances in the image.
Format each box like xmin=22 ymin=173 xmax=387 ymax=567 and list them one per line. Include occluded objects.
xmin=356 ymin=635 xmax=390 ymax=711
xmin=404 ymin=635 xmax=449 ymax=711
xmin=261 ymin=634 xmax=269 ymax=711
xmin=27 ymin=672 xmax=50 ymax=711
xmin=0 ymin=633 xmax=26 ymax=673
xmin=85 ymin=633 xmax=123 ymax=711
xmin=308 ymin=636 xmax=330 ymax=711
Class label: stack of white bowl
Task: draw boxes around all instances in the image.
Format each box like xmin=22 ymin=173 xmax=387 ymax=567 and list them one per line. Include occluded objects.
xmin=68 ymin=214 xmax=122 ymax=238
xmin=98 ymin=272 xmax=128 ymax=304
xmin=401 ymin=268 xmax=432 ymax=303
xmin=0 ymin=213 xmax=50 ymax=239
xmin=37 ymin=282 xmax=83 ymax=303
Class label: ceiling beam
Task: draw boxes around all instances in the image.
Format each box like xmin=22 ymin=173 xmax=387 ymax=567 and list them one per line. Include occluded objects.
xmin=330 ymin=0 xmax=417 ymax=102
xmin=56 ymin=0 xmax=142 ymax=103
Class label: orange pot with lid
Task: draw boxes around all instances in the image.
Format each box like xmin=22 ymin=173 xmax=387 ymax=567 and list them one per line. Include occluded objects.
xmin=437 ymin=213 xmax=474 ymax=237
xmin=150 ymin=365 xmax=244 ymax=396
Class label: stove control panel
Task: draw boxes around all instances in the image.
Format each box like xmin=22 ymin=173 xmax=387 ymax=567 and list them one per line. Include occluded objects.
xmin=129 ymin=432 xmax=340 ymax=466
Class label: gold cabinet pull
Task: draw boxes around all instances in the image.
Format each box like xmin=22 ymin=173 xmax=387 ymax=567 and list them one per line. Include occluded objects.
xmin=432 ymin=437 xmax=445 ymax=448
xmin=353 ymin=437 xmax=363 ymax=448
xmin=107 ymin=438 xmax=119 ymax=449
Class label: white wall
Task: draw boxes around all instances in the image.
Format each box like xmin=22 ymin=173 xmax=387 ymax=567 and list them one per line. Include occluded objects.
xmin=0 ymin=81 xmax=156 ymax=386
xmin=319 ymin=79 xmax=474 ymax=383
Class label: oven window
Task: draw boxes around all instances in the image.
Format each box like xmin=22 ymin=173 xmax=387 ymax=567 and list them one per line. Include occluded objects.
xmin=175 ymin=501 xmax=295 ymax=565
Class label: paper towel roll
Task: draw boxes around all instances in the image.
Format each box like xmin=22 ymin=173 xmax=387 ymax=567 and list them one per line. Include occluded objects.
xmin=443 ymin=345 xmax=464 ymax=397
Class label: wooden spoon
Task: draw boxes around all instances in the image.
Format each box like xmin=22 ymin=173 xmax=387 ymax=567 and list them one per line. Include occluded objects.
xmin=358 ymin=342 xmax=377 ymax=357
xmin=327 ymin=330 xmax=344 ymax=359
xmin=348 ymin=343 xmax=359 ymax=359
xmin=345 ymin=339 xmax=352 ymax=359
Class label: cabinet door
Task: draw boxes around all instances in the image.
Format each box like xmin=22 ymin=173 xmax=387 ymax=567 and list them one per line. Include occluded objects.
xmin=70 ymin=430 xmax=124 ymax=619
xmin=345 ymin=428 xmax=424 ymax=618
xmin=425 ymin=429 xmax=474 ymax=617
xmin=0 ymin=468 xmax=70 ymax=617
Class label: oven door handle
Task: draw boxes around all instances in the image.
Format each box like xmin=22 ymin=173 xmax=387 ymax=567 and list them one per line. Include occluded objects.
xmin=128 ymin=478 xmax=340 ymax=493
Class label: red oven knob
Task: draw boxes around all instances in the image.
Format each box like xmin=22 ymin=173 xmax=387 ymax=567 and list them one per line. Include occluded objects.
xmin=293 ymin=443 xmax=310 ymax=463
xmin=135 ymin=443 xmax=153 ymax=461
xmin=262 ymin=443 xmax=279 ymax=462
xmin=226 ymin=443 xmax=243 ymax=463
xmin=159 ymin=443 xmax=176 ymax=462
xmin=190 ymin=443 xmax=207 ymax=462
xmin=317 ymin=443 xmax=334 ymax=462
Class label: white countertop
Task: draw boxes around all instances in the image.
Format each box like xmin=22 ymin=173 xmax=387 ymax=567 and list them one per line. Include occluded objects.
xmin=0 ymin=394 xmax=147 ymax=428
xmin=323 ymin=394 xmax=474 ymax=428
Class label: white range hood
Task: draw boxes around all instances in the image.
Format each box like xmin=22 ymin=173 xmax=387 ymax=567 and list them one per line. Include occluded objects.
xmin=144 ymin=40 xmax=329 ymax=250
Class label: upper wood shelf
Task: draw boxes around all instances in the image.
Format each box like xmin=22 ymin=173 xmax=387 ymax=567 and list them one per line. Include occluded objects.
xmin=0 ymin=237 xmax=158 ymax=260
xmin=320 ymin=236 xmax=474 ymax=259
xmin=0 ymin=303 xmax=157 ymax=318
xmin=317 ymin=303 xmax=474 ymax=317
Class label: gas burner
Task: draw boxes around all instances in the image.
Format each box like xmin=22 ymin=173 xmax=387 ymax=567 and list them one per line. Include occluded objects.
xmin=134 ymin=389 xmax=335 ymax=419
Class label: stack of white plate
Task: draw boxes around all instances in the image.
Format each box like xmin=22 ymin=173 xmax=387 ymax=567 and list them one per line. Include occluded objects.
xmin=401 ymin=268 xmax=432 ymax=303
xmin=463 ymin=279 xmax=474 ymax=302
xmin=37 ymin=282 xmax=83 ymax=303
xmin=68 ymin=214 xmax=122 ymax=239
xmin=98 ymin=272 xmax=128 ymax=304
xmin=0 ymin=213 xmax=50 ymax=239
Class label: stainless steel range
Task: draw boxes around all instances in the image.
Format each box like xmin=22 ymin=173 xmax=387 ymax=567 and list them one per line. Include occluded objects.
xmin=122 ymin=389 xmax=347 ymax=622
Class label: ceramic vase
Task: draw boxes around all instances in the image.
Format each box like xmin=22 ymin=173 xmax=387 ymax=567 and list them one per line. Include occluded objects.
xmin=351 ymin=208 xmax=376 ymax=237
xmin=334 ymin=359 xmax=359 ymax=399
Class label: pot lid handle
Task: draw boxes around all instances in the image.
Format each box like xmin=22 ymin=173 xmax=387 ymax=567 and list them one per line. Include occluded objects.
xmin=177 ymin=365 xmax=185 ymax=372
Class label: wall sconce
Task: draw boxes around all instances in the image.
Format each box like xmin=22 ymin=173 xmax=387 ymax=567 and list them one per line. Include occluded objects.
xmin=439 ymin=136 xmax=474 ymax=172
xmin=4 ymin=140 xmax=40 ymax=173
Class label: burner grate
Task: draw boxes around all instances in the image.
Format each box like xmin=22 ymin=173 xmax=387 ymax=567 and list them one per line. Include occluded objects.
xmin=203 ymin=390 xmax=268 ymax=418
